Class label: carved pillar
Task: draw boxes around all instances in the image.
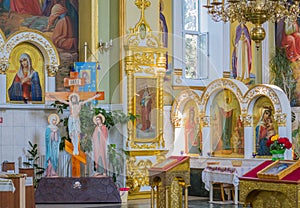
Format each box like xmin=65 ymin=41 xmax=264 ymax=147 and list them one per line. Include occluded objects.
xmin=151 ymin=185 xmax=155 ymax=208
xmin=125 ymin=49 xmax=134 ymax=148
xmin=184 ymin=185 xmax=189 ymax=208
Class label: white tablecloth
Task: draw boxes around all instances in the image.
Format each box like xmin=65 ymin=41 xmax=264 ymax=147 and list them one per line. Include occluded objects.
xmin=0 ymin=178 xmax=15 ymax=192
xmin=202 ymin=165 xmax=253 ymax=204
xmin=202 ymin=166 xmax=253 ymax=190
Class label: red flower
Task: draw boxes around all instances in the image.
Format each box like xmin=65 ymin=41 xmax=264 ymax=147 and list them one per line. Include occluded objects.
xmin=285 ymin=140 xmax=292 ymax=149
xmin=268 ymin=135 xmax=292 ymax=150
xmin=277 ymin=137 xmax=287 ymax=144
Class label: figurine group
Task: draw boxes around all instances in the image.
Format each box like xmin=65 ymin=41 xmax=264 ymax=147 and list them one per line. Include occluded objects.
xmin=45 ymin=93 xmax=108 ymax=177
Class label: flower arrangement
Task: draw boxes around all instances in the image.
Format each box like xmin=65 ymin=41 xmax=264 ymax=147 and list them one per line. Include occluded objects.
xmin=266 ymin=135 xmax=292 ymax=160
xmin=266 ymin=135 xmax=292 ymax=151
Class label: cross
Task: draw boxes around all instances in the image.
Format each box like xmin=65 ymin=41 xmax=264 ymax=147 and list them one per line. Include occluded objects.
xmin=46 ymin=71 xmax=104 ymax=177
xmin=135 ymin=0 xmax=151 ymax=20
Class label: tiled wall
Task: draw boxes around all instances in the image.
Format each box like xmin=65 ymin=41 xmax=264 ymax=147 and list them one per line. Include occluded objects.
xmin=0 ymin=108 xmax=56 ymax=171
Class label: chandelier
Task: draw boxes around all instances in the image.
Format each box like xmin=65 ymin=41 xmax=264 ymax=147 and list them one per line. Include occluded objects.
xmin=203 ymin=0 xmax=300 ymax=49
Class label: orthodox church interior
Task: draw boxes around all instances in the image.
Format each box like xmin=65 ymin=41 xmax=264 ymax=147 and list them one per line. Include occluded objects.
xmin=0 ymin=0 xmax=299 ymax=208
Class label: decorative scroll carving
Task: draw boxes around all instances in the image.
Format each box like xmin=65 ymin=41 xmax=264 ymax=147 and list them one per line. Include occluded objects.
xmin=171 ymin=90 xmax=201 ymax=127
xmin=239 ymin=180 xmax=298 ymax=208
xmin=201 ymin=115 xmax=210 ymax=127
xmin=245 ymin=85 xmax=280 ymax=105
xmin=274 ymin=113 xmax=287 ymax=126
xmin=126 ymin=156 xmax=153 ymax=193
xmin=241 ymin=114 xmax=252 ymax=127
xmin=0 ymin=31 xmax=60 ymax=76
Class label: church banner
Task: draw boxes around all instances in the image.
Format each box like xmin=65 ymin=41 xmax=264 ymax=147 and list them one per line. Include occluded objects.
xmin=73 ymin=62 xmax=97 ymax=93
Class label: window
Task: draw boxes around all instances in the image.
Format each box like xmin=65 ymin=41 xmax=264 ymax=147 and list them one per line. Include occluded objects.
xmin=173 ymin=0 xmax=209 ymax=84
xmin=183 ymin=0 xmax=208 ymax=80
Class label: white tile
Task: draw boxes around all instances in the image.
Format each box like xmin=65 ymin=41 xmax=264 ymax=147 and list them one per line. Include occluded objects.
xmin=25 ymin=111 xmax=37 ymax=127
xmin=23 ymin=126 xmax=37 ymax=146
xmin=13 ymin=126 xmax=25 ymax=142
xmin=36 ymin=112 xmax=49 ymax=127
xmin=2 ymin=127 xmax=14 ymax=145
xmin=2 ymin=110 xmax=14 ymax=127
xmin=2 ymin=146 xmax=14 ymax=162
xmin=13 ymin=110 xmax=25 ymax=127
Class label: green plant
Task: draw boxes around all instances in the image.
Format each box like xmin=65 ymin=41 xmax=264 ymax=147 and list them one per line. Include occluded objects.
xmin=107 ymin=144 xmax=129 ymax=184
xmin=51 ymin=102 xmax=136 ymax=152
xmin=269 ymin=47 xmax=297 ymax=106
xmin=23 ymin=141 xmax=45 ymax=188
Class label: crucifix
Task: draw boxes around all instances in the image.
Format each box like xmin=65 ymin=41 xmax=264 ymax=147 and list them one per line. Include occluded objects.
xmin=46 ymin=71 xmax=104 ymax=177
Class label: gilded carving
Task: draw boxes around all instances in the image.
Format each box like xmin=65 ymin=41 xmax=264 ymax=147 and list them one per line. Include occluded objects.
xmin=245 ymin=85 xmax=280 ymax=105
xmin=126 ymin=156 xmax=153 ymax=193
xmin=241 ymin=114 xmax=252 ymax=127
xmin=201 ymin=116 xmax=210 ymax=127
xmin=170 ymin=180 xmax=181 ymax=208
xmin=274 ymin=113 xmax=287 ymax=126
xmin=201 ymin=78 xmax=244 ymax=108
xmin=239 ymin=180 xmax=299 ymax=208
xmin=171 ymin=90 xmax=201 ymax=127
xmin=0 ymin=31 xmax=60 ymax=76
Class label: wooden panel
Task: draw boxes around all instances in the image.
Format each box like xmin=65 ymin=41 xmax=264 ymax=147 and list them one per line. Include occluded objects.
xmin=10 ymin=177 xmax=26 ymax=208
xmin=19 ymin=168 xmax=35 ymax=208
xmin=0 ymin=191 xmax=14 ymax=208
xmin=2 ymin=162 xmax=15 ymax=172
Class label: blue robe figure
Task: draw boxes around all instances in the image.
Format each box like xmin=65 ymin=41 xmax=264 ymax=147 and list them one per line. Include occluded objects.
xmin=45 ymin=114 xmax=61 ymax=176
xmin=255 ymin=108 xmax=274 ymax=156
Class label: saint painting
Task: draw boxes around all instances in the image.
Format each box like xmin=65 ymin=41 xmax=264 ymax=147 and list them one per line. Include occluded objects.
xmin=135 ymin=78 xmax=157 ymax=139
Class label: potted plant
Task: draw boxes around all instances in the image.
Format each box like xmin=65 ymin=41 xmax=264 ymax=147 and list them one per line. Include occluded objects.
xmin=23 ymin=141 xmax=45 ymax=188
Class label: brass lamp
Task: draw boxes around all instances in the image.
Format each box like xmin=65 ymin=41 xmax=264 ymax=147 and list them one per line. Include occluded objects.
xmin=203 ymin=0 xmax=300 ymax=49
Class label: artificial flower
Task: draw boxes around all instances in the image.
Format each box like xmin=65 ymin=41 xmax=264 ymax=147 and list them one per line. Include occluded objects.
xmin=267 ymin=134 xmax=292 ymax=151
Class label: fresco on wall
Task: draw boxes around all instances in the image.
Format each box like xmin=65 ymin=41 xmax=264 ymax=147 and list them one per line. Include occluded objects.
xmin=183 ymin=100 xmax=202 ymax=155
xmin=276 ymin=20 xmax=300 ymax=106
xmin=0 ymin=0 xmax=79 ymax=91
xmin=291 ymin=108 xmax=300 ymax=159
xmin=159 ymin=0 xmax=173 ymax=105
xmin=230 ymin=22 xmax=256 ymax=86
xmin=210 ymin=89 xmax=244 ymax=157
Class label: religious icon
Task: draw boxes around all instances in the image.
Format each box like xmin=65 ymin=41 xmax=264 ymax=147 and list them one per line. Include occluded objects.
xmin=135 ymin=77 xmax=158 ymax=140
xmin=210 ymin=89 xmax=242 ymax=156
xmin=255 ymin=106 xmax=276 ymax=156
xmin=184 ymin=102 xmax=202 ymax=155
xmin=8 ymin=53 xmax=43 ymax=103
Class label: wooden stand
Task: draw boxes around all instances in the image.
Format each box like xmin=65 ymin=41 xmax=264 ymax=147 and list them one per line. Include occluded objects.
xmin=0 ymin=179 xmax=14 ymax=208
xmin=149 ymin=156 xmax=190 ymax=208
xmin=0 ymin=174 xmax=26 ymax=208
xmin=19 ymin=168 xmax=35 ymax=208
xmin=2 ymin=162 xmax=15 ymax=172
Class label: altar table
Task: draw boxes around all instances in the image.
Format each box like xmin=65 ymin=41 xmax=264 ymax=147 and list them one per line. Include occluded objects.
xmin=239 ymin=160 xmax=300 ymax=208
xmin=202 ymin=165 xmax=252 ymax=205
xmin=35 ymin=176 xmax=121 ymax=204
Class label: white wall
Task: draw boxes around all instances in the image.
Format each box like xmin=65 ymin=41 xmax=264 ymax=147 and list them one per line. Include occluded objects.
xmin=0 ymin=108 xmax=55 ymax=171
